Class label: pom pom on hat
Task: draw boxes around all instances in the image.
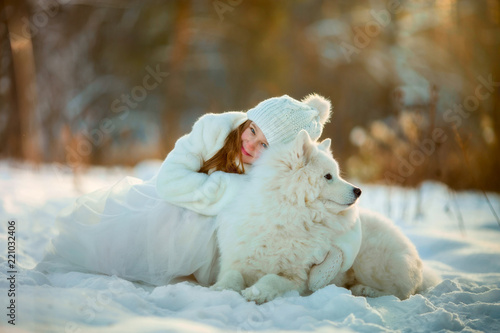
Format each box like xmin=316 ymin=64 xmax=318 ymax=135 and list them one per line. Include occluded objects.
xmin=302 ymin=93 xmax=332 ymax=126
xmin=246 ymin=94 xmax=332 ymax=146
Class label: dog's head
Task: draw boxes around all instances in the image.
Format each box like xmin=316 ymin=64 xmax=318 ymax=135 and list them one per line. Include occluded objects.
xmin=253 ymin=130 xmax=361 ymax=214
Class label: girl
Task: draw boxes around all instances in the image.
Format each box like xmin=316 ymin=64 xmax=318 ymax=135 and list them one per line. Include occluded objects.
xmin=38 ymin=94 xmax=334 ymax=286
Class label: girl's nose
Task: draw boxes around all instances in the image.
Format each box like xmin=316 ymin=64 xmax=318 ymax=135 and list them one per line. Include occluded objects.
xmin=246 ymin=139 xmax=256 ymax=151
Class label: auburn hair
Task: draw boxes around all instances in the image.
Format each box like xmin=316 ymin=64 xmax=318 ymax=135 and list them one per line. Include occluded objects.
xmin=199 ymin=119 xmax=252 ymax=175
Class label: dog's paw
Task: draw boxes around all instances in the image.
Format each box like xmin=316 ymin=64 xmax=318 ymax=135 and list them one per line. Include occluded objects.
xmin=350 ymin=284 xmax=388 ymax=298
xmin=211 ymin=280 xmax=243 ymax=292
xmin=210 ymin=282 xmax=231 ymax=292
xmin=242 ymin=285 xmax=279 ymax=304
xmin=308 ymin=248 xmax=343 ymax=292
xmin=312 ymin=248 xmax=329 ymax=264
xmin=210 ymin=270 xmax=245 ymax=292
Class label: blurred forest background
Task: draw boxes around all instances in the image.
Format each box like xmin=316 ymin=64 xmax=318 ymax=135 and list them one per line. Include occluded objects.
xmin=1 ymin=0 xmax=499 ymax=191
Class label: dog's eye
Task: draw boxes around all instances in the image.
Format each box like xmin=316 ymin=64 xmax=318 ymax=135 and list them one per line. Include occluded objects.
xmin=324 ymin=173 xmax=332 ymax=180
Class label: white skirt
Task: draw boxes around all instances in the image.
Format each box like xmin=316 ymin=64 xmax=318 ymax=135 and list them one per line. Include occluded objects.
xmin=37 ymin=176 xmax=219 ymax=286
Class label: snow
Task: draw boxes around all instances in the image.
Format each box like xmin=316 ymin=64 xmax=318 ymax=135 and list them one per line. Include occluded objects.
xmin=1 ymin=161 xmax=500 ymax=333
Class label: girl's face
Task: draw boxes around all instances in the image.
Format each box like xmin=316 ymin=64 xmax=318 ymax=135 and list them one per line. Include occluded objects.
xmin=240 ymin=122 xmax=269 ymax=164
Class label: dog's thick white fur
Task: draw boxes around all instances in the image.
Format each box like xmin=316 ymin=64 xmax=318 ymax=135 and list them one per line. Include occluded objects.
xmin=213 ymin=130 xmax=432 ymax=303
xmin=330 ymin=208 xmax=436 ymax=300
xmin=213 ymin=130 xmax=362 ymax=303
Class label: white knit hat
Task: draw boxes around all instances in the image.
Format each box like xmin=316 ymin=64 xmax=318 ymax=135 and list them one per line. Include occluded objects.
xmin=247 ymin=94 xmax=332 ymax=146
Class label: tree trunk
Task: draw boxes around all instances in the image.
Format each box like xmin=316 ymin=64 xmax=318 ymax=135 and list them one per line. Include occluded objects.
xmin=4 ymin=0 xmax=41 ymax=163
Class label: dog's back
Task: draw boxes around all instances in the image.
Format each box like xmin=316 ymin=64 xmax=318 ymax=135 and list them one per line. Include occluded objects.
xmin=330 ymin=208 xmax=434 ymax=299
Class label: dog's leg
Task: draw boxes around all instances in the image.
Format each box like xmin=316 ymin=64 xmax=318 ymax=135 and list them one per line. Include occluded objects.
xmin=241 ymin=274 xmax=298 ymax=304
xmin=350 ymin=284 xmax=390 ymax=298
xmin=211 ymin=269 xmax=245 ymax=292
xmin=308 ymin=245 xmax=343 ymax=292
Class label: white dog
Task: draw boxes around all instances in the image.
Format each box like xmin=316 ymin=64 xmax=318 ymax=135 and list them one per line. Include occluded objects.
xmin=213 ymin=130 xmax=362 ymax=303
xmin=213 ymin=130 xmax=432 ymax=303
xmin=324 ymin=208 xmax=435 ymax=300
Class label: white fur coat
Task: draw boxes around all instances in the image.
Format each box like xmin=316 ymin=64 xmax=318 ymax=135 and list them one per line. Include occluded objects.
xmin=155 ymin=112 xmax=248 ymax=216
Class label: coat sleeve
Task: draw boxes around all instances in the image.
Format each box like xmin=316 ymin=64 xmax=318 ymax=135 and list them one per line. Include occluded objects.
xmin=155 ymin=113 xmax=247 ymax=216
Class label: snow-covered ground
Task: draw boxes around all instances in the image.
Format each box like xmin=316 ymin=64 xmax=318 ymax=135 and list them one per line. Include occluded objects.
xmin=1 ymin=161 xmax=499 ymax=333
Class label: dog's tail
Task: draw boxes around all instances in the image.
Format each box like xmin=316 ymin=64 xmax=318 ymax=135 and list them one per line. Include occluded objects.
xmin=417 ymin=262 xmax=441 ymax=294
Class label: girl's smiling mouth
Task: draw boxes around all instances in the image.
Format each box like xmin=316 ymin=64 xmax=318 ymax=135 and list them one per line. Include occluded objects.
xmin=242 ymin=146 xmax=251 ymax=157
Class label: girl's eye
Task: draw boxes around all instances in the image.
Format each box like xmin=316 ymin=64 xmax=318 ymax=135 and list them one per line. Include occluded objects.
xmin=251 ymin=128 xmax=256 ymax=135
xmin=324 ymin=173 xmax=332 ymax=180
xmin=262 ymin=143 xmax=268 ymax=149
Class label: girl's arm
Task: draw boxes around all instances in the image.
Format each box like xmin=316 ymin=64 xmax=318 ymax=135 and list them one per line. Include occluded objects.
xmin=155 ymin=112 xmax=247 ymax=216
xmin=308 ymin=215 xmax=362 ymax=291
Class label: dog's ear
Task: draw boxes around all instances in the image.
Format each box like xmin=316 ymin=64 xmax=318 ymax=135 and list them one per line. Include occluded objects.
xmin=293 ymin=130 xmax=314 ymax=163
xmin=295 ymin=130 xmax=310 ymax=145
xmin=318 ymin=138 xmax=331 ymax=152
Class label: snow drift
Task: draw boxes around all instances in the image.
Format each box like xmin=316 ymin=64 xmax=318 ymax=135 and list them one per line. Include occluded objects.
xmin=1 ymin=161 xmax=499 ymax=332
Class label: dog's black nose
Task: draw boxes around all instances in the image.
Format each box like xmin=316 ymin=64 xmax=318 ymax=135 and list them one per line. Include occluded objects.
xmin=353 ymin=187 xmax=362 ymax=198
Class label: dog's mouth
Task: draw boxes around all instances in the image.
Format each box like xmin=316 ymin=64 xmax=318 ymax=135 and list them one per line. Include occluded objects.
xmin=322 ymin=198 xmax=357 ymax=207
